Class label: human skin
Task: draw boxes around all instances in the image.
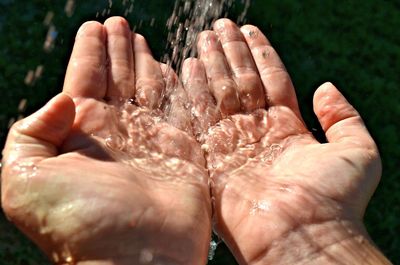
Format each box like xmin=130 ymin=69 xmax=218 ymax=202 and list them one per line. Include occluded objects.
xmin=180 ymin=18 xmax=392 ymax=264
xmin=1 ymin=17 xmax=211 ymax=265
xmin=1 ymin=15 xmax=393 ymax=265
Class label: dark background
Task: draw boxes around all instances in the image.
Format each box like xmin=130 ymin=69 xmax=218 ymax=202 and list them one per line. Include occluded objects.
xmin=0 ymin=0 xmax=399 ymax=264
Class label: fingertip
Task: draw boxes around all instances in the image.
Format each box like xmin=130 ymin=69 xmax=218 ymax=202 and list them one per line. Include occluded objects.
xmin=15 ymin=93 xmax=75 ymax=147
xmin=104 ymin=16 xmax=131 ymax=37
xmin=313 ymin=82 xmax=349 ymax=121
xmin=240 ymin=24 xmax=268 ymax=42
xmin=197 ymin=30 xmax=220 ymax=55
xmin=159 ymin=62 xmax=169 ymax=73
xmin=182 ymin=58 xmax=205 ymax=83
xmin=104 ymin=16 xmax=129 ymax=27
xmin=213 ymin=18 xmax=235 ymax=31
xmin=197 ymin=30 xmax=216 ymax=42
xmin=53 ymin=93 xmax=76 ymax=119
xmin=132 ymin=33 xmax=151 ymax=54
xmin=182 ymin=57 xmax=198 ymax=66
xmin=240 ymin=24 xmax=259 ymax=35
xmin=313 ymin=82 xmax=374 ymax=146
xmin=313 ymin=82 xmax=336 ymax=100
xmin=132 ymin=32 xmax=146 ymax=41
xmin=38 ymin=93 xmax=76 ymax=133
xmin=66 ymin=20 xmax=107 ymax=98
xmin=181 ymin=58 xmax=195 ymax=82
xmin=76 ymin=21 xmax=105 ymax=40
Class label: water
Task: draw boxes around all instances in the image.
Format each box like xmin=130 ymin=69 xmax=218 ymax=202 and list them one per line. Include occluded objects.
xmin=8 ymin=0 xmax=253 ymax=263
xmin=208 ymin=232 xmax=222 ymax=260
xmin=250 ymin=199 xmax=271 ymax=215
xmin=14 ymin=0 xmax=251 ymax=128
xmin=164 ymin=0 xmax=250 ymax=73
xmin=261 ymin=144 xmax=282 ymax=163
xmin=105 ymin=133 xmax=126 ymax=151
xmin=139 ymin=249 xmax=154 ymax=263
xmin=208 ymin=240 xmax=219 ymax=260
xmin=15 ymin=161 xmax=38 ymax=174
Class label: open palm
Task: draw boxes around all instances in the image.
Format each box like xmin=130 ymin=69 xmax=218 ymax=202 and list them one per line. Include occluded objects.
xmin=2 ymin=17 xmax=211 ymax=265
xmin=186 ymin=19 xmax=381 ymax=264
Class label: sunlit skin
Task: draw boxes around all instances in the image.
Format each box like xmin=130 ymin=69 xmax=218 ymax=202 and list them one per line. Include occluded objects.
xmin=1 ymin=17 xmax=211 ymax=265
xmin=182 ymin=18 xmax=391 ymax=264
xmin=1 ymin=15 xmax=392 ymax=265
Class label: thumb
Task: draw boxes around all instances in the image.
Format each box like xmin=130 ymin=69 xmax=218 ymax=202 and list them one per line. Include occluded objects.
xmin=3 ymin=93 xmax=75 ymax=164
xmin=313 ymin=82 xmax=375 ymax=148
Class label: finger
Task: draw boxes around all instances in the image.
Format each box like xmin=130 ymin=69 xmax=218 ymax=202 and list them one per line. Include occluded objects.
xmin=181 ymin=58 xmax=220 ymax=139
xmin=160 ymin=64 xmax=192 ymax=133
xmin=133 ymin=33 xmax=164 ymax=109
xmin=3 ymin=93 xmax=75 ymax=165
xmin=313 ymin=82 xmax=376 ymax=148
xmin=213 ymin=19 xmax=266 ymax=111
xmin=240 ymin=24 xmax=301 ymax=118
xmin=64 ymin=21 xmax=107 ymax=99
xmin=104 ymin=16 xmax=135 ymax=101
xmin=197 ymin=30 xmax=241 ymax=116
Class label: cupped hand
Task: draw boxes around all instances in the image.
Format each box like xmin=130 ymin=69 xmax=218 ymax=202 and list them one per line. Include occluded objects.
xmin=183 ymin=18 xmax=384 ymax=264
xmin=1 ymin=17 xmax=211 ymax=265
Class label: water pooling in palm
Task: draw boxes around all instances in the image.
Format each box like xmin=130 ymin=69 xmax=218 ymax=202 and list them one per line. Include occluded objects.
xmin=2 ymin=17 xmax=211 ymax=265
xmin=1 ymin=9 xmax=386 ymax=265
xmin=184 ymin=19 xmax=382 ymax=264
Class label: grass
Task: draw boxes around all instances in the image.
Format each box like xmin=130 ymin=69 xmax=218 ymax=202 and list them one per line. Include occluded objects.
xmin=0 ymin=0 xmax=399 ymax=264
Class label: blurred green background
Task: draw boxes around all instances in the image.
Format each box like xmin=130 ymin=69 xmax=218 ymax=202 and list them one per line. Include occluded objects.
xmin=0 ymin=0 xmax=399 ymax=264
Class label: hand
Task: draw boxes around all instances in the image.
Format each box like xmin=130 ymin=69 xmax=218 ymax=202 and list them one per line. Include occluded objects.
xmin=183 ymin=18 xmax=390 ymax=264
xmin=1 ymin=17 xmax=211 ymax=265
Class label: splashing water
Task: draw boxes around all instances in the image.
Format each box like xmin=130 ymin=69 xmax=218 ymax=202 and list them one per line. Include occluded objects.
xmin=163 ymin=0 xmax=251 ymax=73
xmin=10 ymin=0 xmax=253 ymax=263
xmin=261 ymin=144 xmax=282 ymax=163
xmin=208 ymin=232 xmax=222 ymax=260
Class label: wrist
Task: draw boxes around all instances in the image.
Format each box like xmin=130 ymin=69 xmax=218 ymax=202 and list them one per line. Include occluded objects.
xmin=248 ymin=218 xmax=391 ymax=265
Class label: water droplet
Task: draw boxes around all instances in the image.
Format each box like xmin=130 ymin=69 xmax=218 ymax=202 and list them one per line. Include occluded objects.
xmin=248 ymin=29 xmax=259 ymax=39
xmin=105 ymin=134 xmax=125 ymax=151
xmin=208 ymin=240 xmax=219 ymax=260
xmin=43 ymin=25 xmax=58 ymax=52
xmin=242 ymin=144 xmax=255 ymax=151
xmin=24 ymin=70 xmax=35 ymax=86
xmin=51 ymin=252 xmax=60 ymax=263
xmin=34 ymin=65 xmax=44 ymax=79
xmin=61 ymin=244 xmax=73 ymax=264
xmin=64 ymin=0 xmax=75 ymax=17
xmin=164 ymin=0 xmax=250 ymax=73
xmin=261 ymin=144 xmax=282 ymax=163
xmin=271 ymin=144 xmax=282 ymax=152
xmin=164 ymin=157 xmax=182 ymax=171
xmin=208 ymin=232 xmax=222 ymax=261
xmin=14 ymin=161 xmax=38 ymax=177
xmin=355 ymin=235 xmax=365 ymax=244
xmin=201 ymin=143 xmax=210 ymax=152
xmin=43 ymin=11 xmax=54 ymax=26
xmin=250 ymin=199 xmax=271 ymax=215
xmin=18 ymin=99 xmax=28 ymax=112
xmin=139 ymin=249 xmax=154 ymax=263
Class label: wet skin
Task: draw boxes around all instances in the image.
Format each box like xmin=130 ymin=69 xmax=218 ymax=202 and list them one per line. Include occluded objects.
xmin=1 ymin=17 xmax=211 ymax=265
xmin=183 ymin=19 xmax=390 ymax=264
xmin=1 ymin=16 xmax=391 ymax=265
